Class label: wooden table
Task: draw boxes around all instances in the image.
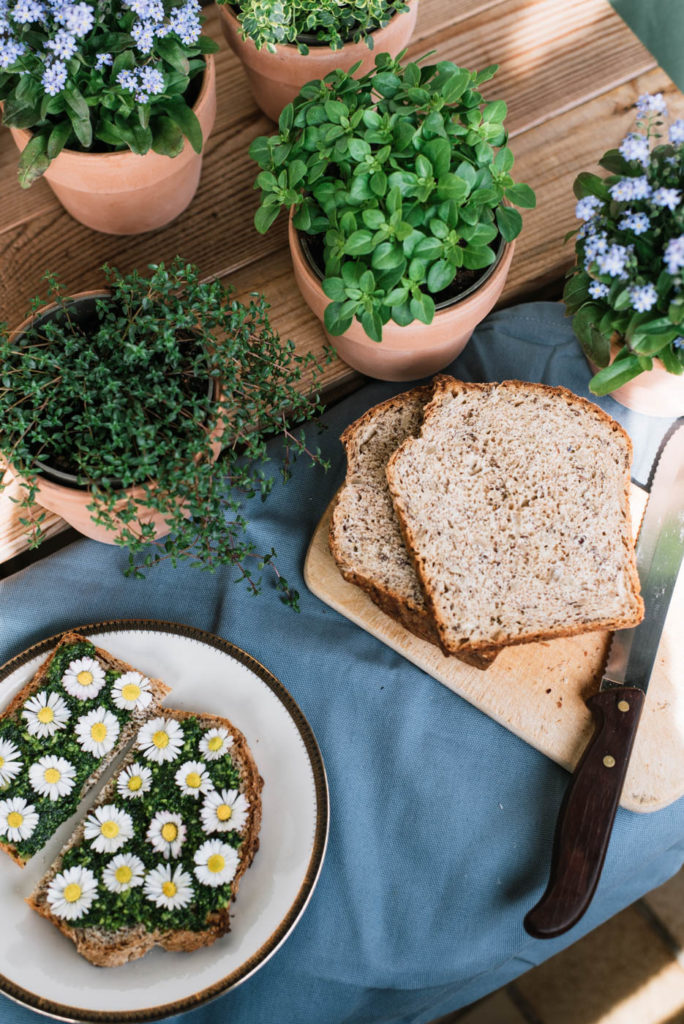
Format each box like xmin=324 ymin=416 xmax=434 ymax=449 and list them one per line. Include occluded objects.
xmin=0 ymin=0 xmax=682 ymax=566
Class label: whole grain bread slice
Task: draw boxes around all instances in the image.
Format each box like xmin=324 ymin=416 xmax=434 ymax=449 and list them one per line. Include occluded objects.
xmin=386 ymin=379 xmax=644 ymax=655
xmin=0 ymin=631 xmax=170 ymax=867
xmin=27 ymin=708 xmax=263 ymax=967
xmin=329 ymin=384 xmax=499 ymax=670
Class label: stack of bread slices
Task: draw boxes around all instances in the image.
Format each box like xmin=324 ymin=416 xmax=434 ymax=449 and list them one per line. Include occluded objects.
xmin=329 ymin=376 xmax=644 ymax=667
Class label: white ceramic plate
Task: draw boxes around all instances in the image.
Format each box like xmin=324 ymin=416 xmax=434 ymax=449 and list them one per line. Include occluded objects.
xmin=0 ymin=621 xmax=329 ymax=1022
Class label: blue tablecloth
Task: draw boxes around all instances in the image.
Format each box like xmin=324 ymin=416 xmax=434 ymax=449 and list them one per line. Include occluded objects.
xmin=1 ymin=302 xmax=682 ymax=1024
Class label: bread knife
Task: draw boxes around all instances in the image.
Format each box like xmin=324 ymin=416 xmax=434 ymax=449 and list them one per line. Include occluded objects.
xmin=524 ymin=423 xmax=684 ymax=939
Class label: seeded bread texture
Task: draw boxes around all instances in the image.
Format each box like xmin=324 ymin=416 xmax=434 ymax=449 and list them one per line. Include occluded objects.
xmin=27 ymin=708 xmax=263 ymax=967
xmin=329 ymin=384 xmax=498 ymax=670
xmin=386 ymin=379 xmax=644 ymax=655
xmin=0 ymin=631 xmax=170 ymax=868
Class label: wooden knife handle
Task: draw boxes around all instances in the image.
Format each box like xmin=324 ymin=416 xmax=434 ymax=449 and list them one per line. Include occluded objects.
xmin=523 ymin=686 xmax=646 ymax=939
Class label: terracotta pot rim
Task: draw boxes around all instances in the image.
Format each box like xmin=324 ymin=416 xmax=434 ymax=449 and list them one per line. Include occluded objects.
xmin=9 ymin=54 xmax=215 ymax=163
xmin=6 ymin=291 xmax=221 ymax=497
xmin=289 ymin=215 xmax=512 ymax=330
xmin=219 ymin=3 xmax=415 ymax=60
xmin=297 ymin=228 xmax=507 ymax=312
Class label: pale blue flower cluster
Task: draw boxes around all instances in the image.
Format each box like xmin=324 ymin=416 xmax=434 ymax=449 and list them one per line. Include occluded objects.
xmin=664 ymin=236 xmax=684 ymax=276
xmin=629 ymin=282 xmax=658 ymax=312
xmin=575 ymin=195 xmax=602 ymax=221
xmin=117 ymin=64 xmax=165 ymax=103
xmin=575 ymin=94 xmax=684 ymax=318
xmin=618 ymin=210 xmax=650 ymax=235
xmin=0 ymin=0 xmax=202 ymax=100
xmin=619 ymin=132 xmax=650 ymax=167
xmin=652 ymin=187 xmax=681 ymax=211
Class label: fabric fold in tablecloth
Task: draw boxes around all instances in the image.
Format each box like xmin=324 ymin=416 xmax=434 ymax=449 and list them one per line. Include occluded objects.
xmin=0 ymin=302 xmax=681 ymax=1024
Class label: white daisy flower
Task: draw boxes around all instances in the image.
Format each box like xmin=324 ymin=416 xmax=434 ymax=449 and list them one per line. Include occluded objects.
xmin=137 ymin=716 xmax=184 ymax=763
xmin=22 ymin=690 xmax=71 ymax=738
xmin=193 ymin=839 xmax=239 ymax=888
xmin=0 ymin=737 xmax=23 ymax=786
xmin=174 ymin=760 xmax=213 ymax=799
xmin=46 ymin=865 xmax=98 ymax=921
xmin=75 ymin=707 xmax=120 ymax=758
xmin=143 ymin=863 xmax=194 ymax=910
xmin=0 ymin=796 xmax=39 ymax=842
xmin=200 ymin=788 xmax=250 ymax=834
xmin=28 ymin=755 xmax=76 ymax=801
xmin=83 ymin=804 xmax=134 ymax=854
xmin=116 ymin=762 xmax=152 ymax=800
xmin=102 ymin=852 xmax=146 ymax=893
xmin=111 ymin=671 xmax=153 ymax=711
xmin=62 ymin=657 xmax=106 ymax=700
xmin=147 ymin=811 xmax=186 ymax=859
xmin=199 ymin=727 xmax=233 ymax=761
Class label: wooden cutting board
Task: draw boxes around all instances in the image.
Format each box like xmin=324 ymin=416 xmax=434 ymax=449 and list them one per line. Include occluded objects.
xmin=304 ymin=485 xmax=684 ymax=813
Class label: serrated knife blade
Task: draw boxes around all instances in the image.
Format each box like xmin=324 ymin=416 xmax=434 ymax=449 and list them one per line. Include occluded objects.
xmin=525 ymin=424 xmax=684 ymax=940
xmin=602 ymin=425 xmax=684 ymax=691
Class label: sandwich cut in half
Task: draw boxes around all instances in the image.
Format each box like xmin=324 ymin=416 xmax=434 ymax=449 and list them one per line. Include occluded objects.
xmin=0 ymin=632 xmax=170 ymax=867
xmin=386 ymin=379 xmax=644 ymax=656
xmin=329 ymin=382 xmax=500 ymax=670
xmin=28 ymin=708 xmax=263 ymax=966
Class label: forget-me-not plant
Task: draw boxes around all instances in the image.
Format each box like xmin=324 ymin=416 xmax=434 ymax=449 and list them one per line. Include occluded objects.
xmin=564 ymin=93 xmax=684 ymax=395
xmin=0 ymin=0 xmax=218 ymax=187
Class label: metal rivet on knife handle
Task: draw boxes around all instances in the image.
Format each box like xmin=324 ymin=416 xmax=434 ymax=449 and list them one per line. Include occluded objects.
xmin=617 ymin=700 xmax=630 ymax=712
xmin=603 ymin=755 xmax=616 ymax=768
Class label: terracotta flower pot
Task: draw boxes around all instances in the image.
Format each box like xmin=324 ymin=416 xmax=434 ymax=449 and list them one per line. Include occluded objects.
xmin=5 ymin=293 xmax=224 ymax=544
xmin=219 ymin=2 xmax=418 ymax=122
xmin=7 ymin=56 xmax=216 ymax=235
xmin=289 ymin=217 xmax=515 ymax=381
xmin=588 ymin=343 xmax=684 ymax=418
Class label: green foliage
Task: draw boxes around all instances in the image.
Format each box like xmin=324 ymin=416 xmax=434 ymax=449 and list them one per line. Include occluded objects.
xmin=250 ymin=54 xmax=534 ymax=341
xmin=0 ymin=261 xmax=328 ymax=605
xmin=225 ymin=0 xmax=409 ymax=53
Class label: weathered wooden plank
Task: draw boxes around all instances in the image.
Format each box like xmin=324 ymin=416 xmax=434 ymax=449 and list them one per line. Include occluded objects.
xmin=407 ymin=0 xmax=655 ymax=135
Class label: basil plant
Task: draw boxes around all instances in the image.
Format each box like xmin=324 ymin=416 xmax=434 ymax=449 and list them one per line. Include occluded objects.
xmin=251 ymin=54 xmax=535 ymax=341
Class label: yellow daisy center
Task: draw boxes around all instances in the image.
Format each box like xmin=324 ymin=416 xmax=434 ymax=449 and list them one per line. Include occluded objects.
xmin=128 ymin=775 xmax=143 ymax=792
xmin=0 ymin=756 xmax=4 ymax=769
xmin=115 ymin=865 xmax=132 ymax=885
xmin=121 ymin=683 xmax=141 ymax=702
xmin=44 ymin=768 xmax=61 ymax=784
xmin=161 ymin=822 xmax=178 ymax=842
xmin=101 ymin=820 xmax=119 ymax=839
xmin=186 ymin=772 xmax=202 ymax=789
xmin=91 ymin=722 xmax=107 ymax=743
xmin=162 ymin=880 xmax=177 ymax=898
xmin=77 ymin=670 xmax=93 ymax=687
xmin=37 ymin=707 xmax=54 ymax=724
xmin=207 ymin=854 xmax=225 ymax=874
xmin=208 ymin=736 xmax=223 ymax=751
xmin=217 ymin=804 xmax=232 ymax=821
xmin=64 ymin=883 xmax=82 ymax=903
xmin=7 ymin=811 xmax=23 ymax=828
xmin=153 ymin=730 xmax=169 ymax=749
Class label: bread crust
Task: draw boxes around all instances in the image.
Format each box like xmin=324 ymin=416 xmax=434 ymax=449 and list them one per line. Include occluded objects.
xmin=330 ymin=385 xmax=499 ymax=670
xmin=386 ymin=379 xmax=644 ymax=655
xmin=0 ymin=631 xmax=171 ymax=867
xmin=27 ymin=708 xmax=263 ymax=967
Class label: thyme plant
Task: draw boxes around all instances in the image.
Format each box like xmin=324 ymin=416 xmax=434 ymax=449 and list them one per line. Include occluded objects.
xmin=251 ymin=54 xmax=535 ymax=341
xmin=223 ymin=0 xmax=410 ymax=54
xmin=565 ymin=92 xmax=684 ymax=395
xmin=0 ymin=260 xmax=327 ymax=605
xmin=0 ymin=0 xmax=218 ymax=187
